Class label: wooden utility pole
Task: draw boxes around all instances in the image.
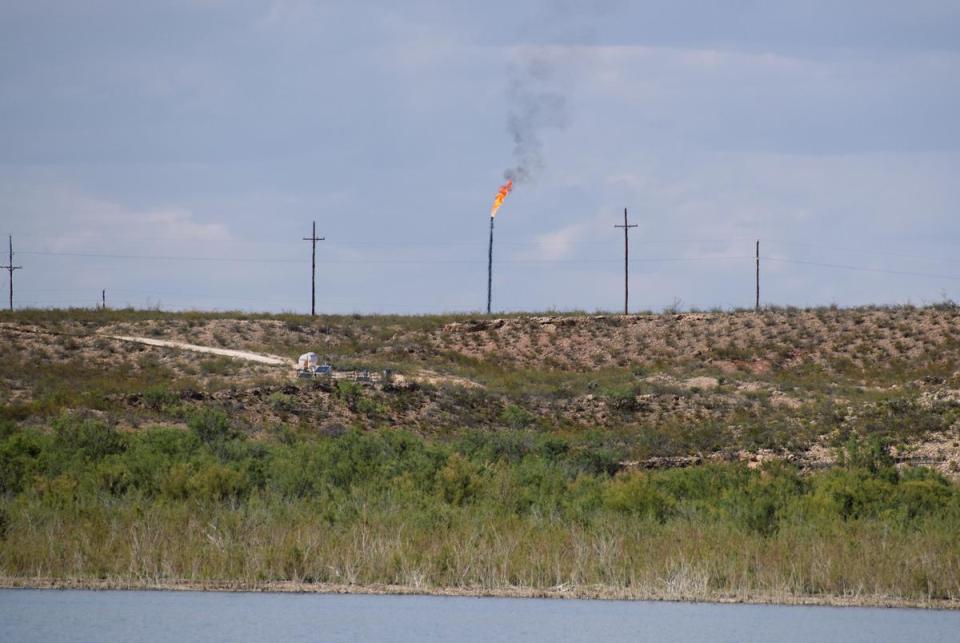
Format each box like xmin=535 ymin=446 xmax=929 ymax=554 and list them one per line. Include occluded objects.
xmin=755 ymin=239 xmax=760 ymax=312
xmin=101 ymin=289 xmax=106 ymax=310
xmin=302 ymin=221 xmax=325 ymax=317
xmin=1 ymin=235 xmax=22 ymax=311
xmin=614 ymin=208 xmax=637 ymax=315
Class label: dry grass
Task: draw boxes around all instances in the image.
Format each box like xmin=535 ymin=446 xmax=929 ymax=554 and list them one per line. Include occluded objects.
xmin=3 ymin=497 xmax=958 ymax=607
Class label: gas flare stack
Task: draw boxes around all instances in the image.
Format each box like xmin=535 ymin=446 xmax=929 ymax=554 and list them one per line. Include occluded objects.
xmin=487 ymin=179 xmax=513 ymax=314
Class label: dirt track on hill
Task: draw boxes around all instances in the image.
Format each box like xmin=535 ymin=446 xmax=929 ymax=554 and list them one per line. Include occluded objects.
xmin=106 ymin=335 xmax=293 ymax=367
xmin=104 ymin=334 xmax=482 ymax=389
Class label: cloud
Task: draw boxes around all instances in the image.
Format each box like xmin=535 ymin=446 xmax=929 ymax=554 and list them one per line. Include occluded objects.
xmin=2 ymin=183 xmax=231 ymax=252
xmin=574 ymin=43 xmax=960 ymax=155
xmin=90 ymin=207 xmax=231 ymax=243
xmin=534 ymin=222 xmax=586 ymax=260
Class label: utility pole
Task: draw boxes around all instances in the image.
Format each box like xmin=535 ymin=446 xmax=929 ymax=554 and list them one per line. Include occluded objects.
xmin=614 ymin=208 xmax=637 ymax=315
xmin=302 ymin=221 xmax=325 ymax=317
xmin=101 ymin=289 xmax=106 ymax=310
xmin=1 ymin=235 xmax=22 ymax=312
xmin=755 ymin=239 xmax=760 ymax=312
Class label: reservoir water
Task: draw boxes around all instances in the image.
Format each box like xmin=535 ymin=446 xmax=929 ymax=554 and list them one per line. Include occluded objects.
xmin=2 ymin=589 xmax=958 ymax=642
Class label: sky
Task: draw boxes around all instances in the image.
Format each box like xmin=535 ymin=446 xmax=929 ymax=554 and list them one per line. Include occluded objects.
xmin=1 ymin=0 xmax=959 ymax=314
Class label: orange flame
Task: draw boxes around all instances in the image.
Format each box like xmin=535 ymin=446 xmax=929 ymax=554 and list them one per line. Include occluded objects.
xmin=490 ymin=179 xmax=513 ymax=218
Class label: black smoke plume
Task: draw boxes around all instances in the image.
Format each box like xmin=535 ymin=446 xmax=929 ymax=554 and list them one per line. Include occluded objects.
xmin=503 ymin=50 xmax=568 ymax=184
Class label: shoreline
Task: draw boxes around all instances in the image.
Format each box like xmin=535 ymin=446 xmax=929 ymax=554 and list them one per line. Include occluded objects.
xmin=2 ymin=577 xmax=957 ymax=611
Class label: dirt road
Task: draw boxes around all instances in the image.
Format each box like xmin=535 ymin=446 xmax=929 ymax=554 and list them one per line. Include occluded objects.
xmin=107 ymin=335 xmax=293 ymax=367
xmin=103 ymin=334 xmax=485 ymax=389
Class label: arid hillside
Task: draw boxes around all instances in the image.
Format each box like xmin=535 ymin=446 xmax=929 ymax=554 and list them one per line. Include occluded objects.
xmin=2 ymin=306 xmax=960 ymax=476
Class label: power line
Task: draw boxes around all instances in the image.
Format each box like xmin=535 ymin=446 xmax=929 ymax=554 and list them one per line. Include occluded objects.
xmin=10 ymin=293 xmax=473 ymax=314
xmin=14 ymin=247 xmax=960 ymax=279
xmin=763 ymin=257 xmax=960 ymax=281
xmin=15 ymin=249 xmax=754 ymax=265
xmin=12 ymin=243 xmax=960 ymax=316
xmin=18 ymin=251 xmax=302 ymax=264
xmin=760 ymin=239 xmax=955 ymax=264
xmin=13 ymin=237 xmax=960 ymax=263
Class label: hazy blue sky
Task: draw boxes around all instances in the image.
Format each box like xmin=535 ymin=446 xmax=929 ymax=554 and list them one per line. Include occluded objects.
xmin=2 ymin=1 xmax=959 ymax=313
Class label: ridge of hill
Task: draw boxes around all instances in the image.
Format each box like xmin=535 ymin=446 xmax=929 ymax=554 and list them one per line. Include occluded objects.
xmin=3 ymin=306 xmax=959 ymax=477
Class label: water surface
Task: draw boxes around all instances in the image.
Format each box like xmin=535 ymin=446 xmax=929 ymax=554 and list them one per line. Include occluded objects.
xmin=2 ymin=589 xmax=958 ymax=642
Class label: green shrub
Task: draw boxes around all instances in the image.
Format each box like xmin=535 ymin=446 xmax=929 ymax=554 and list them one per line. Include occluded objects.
xmin=496 ymin=456 xmax=569 ymax=516
xmin=435 ymin=453 xmax=482 ymax=506
xmin=112 ymin=428 xmax=199 ymax=496
xmin=161 ymin=462 xmax=193 ymax=500
xmin=188 ymin=409 xmax=237 ymax=446
xmin=570 ymin=445 xmax=621 ymax=477
xmin=657 ymin=464 xmax=748 ymax=504
xmin=53 ymin=415 xmax=126 ymax=462
xmin=897 ymin=477 xmax=954 ymax=522
xmin=603 ymin=471 xmax=675 ymax=522
xmin=95 ymin=458 xmax=132 ymax=495
xmin=267 ymin=444 xmax=325 ymax=498
xmin=187 ymin=462 xmax=249 ymax=501
xmin=727 ymin=465 xmax=805 ymax=535
xmin=143 ymin=385 xmax=179 ymax=411
xmin=807 ymin=469 xmax=897 ymax=521
xmin=0 ymin=431 xmax=49 ymax=493
xmin=355 ymin=396 xmax=387 ymax=419
xmin=267 ymin=392 xmax=295 ymax=413
xmin=500 ymin=404 xmax=535 ymax=429
xmin=564 ymin=474 xmax=605 ymax=522
xmin=35 ymin=474 xmax=79 ymax=507
xmin=199 ymin=357 xmax=235 ymax=375
xmin=535 ymin=435 xmax=569 ymax=459
xmin=0 ymin=418 xmax=16 ymax=440
xmin=602 ymin=384 xmax=639 ymax=411
xmin=335 ymin=381 xmax=364 ymax=409
xmin=842 ymin=435 xmax=894 ymax=475
xmin=457 ymin=429 xmax=532 ymax=464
